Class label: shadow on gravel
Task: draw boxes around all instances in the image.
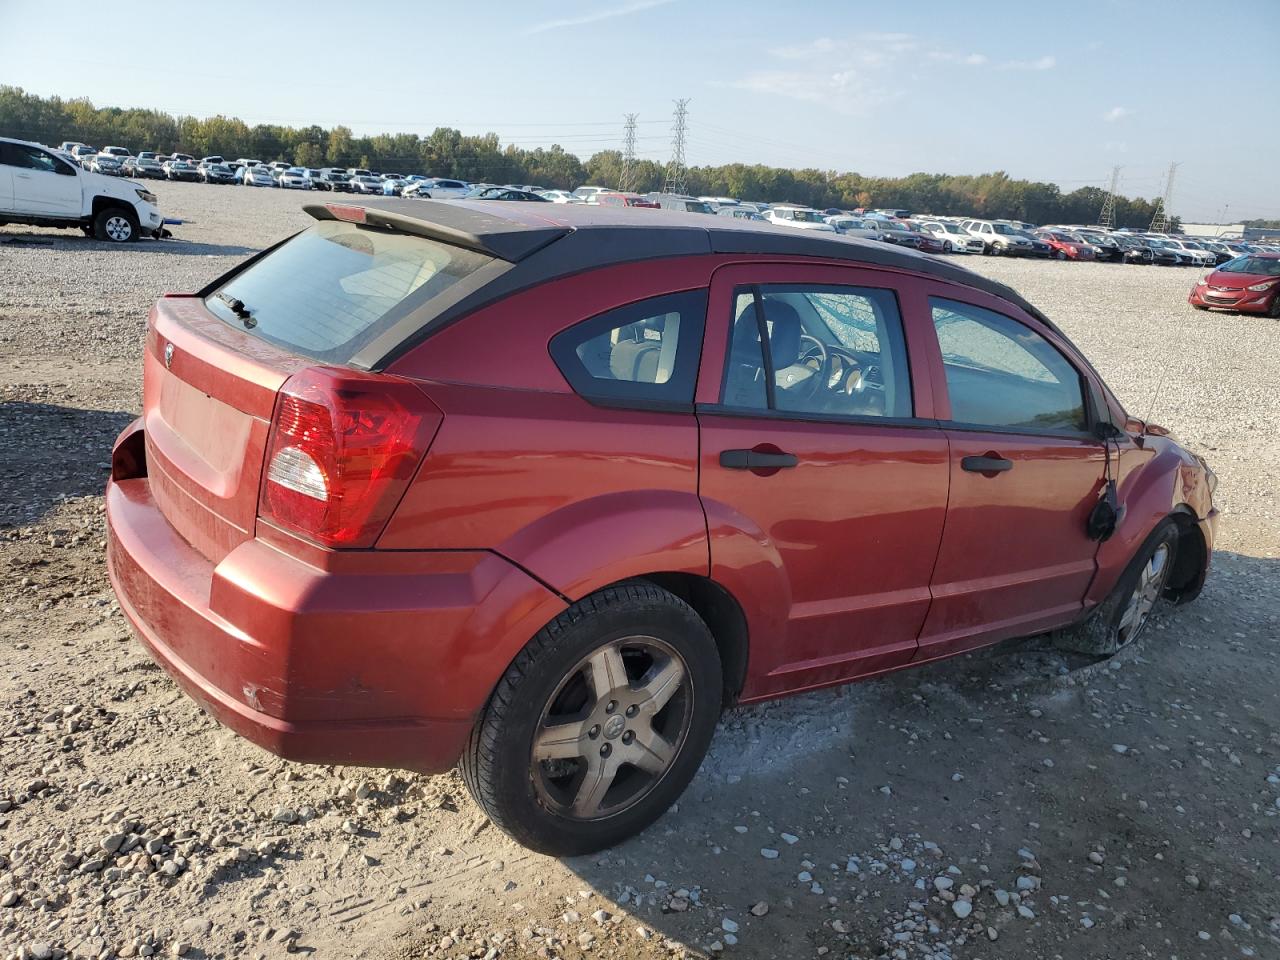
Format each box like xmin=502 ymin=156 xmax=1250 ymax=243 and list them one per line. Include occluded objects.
xmin=0 ymin=402 xmax=134 ymax=527
xmin=0 ymin=228 xmax=256 ymax=257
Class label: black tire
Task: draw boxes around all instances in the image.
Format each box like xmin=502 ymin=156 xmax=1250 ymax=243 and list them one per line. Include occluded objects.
xmin=1192 ymin=303 xmax=1209 ymax=311
xmin=1056 ymin=250 xmax=1068 ymax=260
xmin=93 ymin=207 xmax=138 ymax=243
xmin=943 ymin=241 xmax=953 ymax=253
xmin=1268 ymin=296 xmax=1280 ymax=319
xmin=461 ymin=581 xmax=722 ymax=856
xmin=1054 ymin=519 xmax=1180 ymax=657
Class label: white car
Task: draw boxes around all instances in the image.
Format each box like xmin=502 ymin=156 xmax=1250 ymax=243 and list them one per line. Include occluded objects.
xmin=276 ymin=168 xmax=312 ymax=190
xmin=406 ymin=178 xmax=470 ymax=199
xmin=1158 ymin=238 xmax=1216 ymax=267
xmin=763 ymin=205 xmax=837 ymax=232
xmin=0 ymin=136 xmax=162 ymax=242
xmin=572 ymin=185 xmax=610 ymax=203
xmin=825 ymin=215 xmax=879 ymax=238
xmin=915 ymin=220 xmax=985 ymax=254
xmin=241 ymin=165 xmax=275 ymax=187
xmin=349 ymin=175 xmax=384 ymax=195
xmin=963 ymin=219 xmax=1036 ymax=256
xmin=538 ymin=189 xmax=584 ymax=204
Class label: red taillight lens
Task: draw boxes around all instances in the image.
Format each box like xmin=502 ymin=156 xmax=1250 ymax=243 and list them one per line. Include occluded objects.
xmin=259 ymin=366 xmax=441 ymax=548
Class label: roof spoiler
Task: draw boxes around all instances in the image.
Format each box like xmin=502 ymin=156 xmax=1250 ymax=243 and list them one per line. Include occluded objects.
xmin=304 ymin=201 xmax=570 ymax=263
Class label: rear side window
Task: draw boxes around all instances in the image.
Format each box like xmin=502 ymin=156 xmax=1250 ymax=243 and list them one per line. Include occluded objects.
xmin=205 ymin=219 xmax=494 ymax=363
xmin=550 ymin=290 xmax=707 ymax=408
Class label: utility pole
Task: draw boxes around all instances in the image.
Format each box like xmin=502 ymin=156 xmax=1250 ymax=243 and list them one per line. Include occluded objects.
xmin=620 ymin=113 xmax=637 ymax=193
xmin=663 ymin=98 xmax=690 ymax=196
xmin=1098 ymin=165 xmax=1121 ymax=229
xmin=1149 ymin=161 xmax=1179 ymax=233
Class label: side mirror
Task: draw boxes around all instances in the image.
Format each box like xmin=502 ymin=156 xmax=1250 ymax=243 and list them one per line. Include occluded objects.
xmin=1093 ymin=420 xmax=1124 ymax=441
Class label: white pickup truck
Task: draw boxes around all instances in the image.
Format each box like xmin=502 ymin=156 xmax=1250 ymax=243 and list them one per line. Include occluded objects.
xmin=0 ymin=136 xmax=163 ymax=242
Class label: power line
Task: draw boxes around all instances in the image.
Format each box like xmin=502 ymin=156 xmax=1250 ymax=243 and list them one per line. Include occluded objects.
xmin=1099 ymin=165 xmax=1122 ymax=229
xmin=620 ymin=113 xmax=638 ymax=193
xmin=663 ymin=98 xmax=690 ymax=196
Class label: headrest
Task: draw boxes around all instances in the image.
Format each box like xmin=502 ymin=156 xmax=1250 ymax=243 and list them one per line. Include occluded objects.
xmin=730 ymin=297 xmax=803 ymax=370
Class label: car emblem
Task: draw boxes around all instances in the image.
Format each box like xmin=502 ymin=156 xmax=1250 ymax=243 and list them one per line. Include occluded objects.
xmin=164 ymin=342 xmax=174 ymax=369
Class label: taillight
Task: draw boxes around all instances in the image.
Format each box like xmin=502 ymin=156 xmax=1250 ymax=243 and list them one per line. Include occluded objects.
xmin=259 ymin=366 xmax=441 ymax=548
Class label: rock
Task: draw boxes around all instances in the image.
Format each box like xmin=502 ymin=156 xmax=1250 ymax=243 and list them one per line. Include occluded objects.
xmin=1 ymin=890 xmax=19 ymax=907
xmin=987 ymin=926 xmax=998 ymax=941
xmin=1081 ymin=916 xmax=1095 ymax=929
xmin=831 ymin=919 xmax=849 ymax=934
xmin=994 ymin=889 xmax=1010 ymax=907
xmin=181 ymin=919 xmax=212 ymax=937
xmin=667 ymin=898 xmax=688 ymax=913
xmin=341 ymin=819 xmax=360 ymax=835
xmin=635 ymin=926 xmax=651 ymax=939
xmin=591 ymin=909 xmax=610 ymax=925
xmin=1015 ymin=875 xmax=1038 ymax=891
xmin=1112 ymin=744 xmax=1129 ymax=754
xmin=760 ymin=848 xmax=780 ymax=859
xmin=1088 ymin=851 xmax=1104 ymax=864
xmin=952 ymin=900 xmax=972 ymax=919
xmin=780 ymin=832 xmax=799 ymax=845
xmin=1185 ymin=874 xmax=1201 ymax=889
xmin=171 ymin=943 xmax=189 ymax=957
xmin=271 ymin=807 xmax=297 ymax=824
xmin=29 ymin=944 xmax=53 ymax=960
xmin=722 ymin=918 xmax=739 ymax=934
xmin=1017 ymin=905 xmax=1035 ymax=920
xmin=101 ymin=833 xmax=128 ymax=853
xmin=750 ymin=901 xmax=769 ymax=917
xmin=934 ymin=877 xmax=954 ymax=892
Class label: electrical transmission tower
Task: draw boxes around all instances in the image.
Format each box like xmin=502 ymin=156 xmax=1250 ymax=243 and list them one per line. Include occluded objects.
xmin=1098 ymin=165 xmax=1121 ymax=229
xmin=1149 ymin=161 xmax=1179 ymax=233
xmin=663 ymin=99 xmax=690 ymax=196
xmin=619 ymin=113 xmax=637 ymax=193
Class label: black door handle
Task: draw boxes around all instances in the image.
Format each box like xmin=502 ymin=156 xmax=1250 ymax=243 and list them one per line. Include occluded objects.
xmin=720 ymin=449 xmax=799 ymax=470
xmin=961 ymin=455 xmax=1013 ymax=473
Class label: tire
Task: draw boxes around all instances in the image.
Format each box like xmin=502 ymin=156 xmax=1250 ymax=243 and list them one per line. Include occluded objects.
xmin=1192 ymin=303 xmax=1209 ymax=311
xmin=987 ymin=244 xmax=999 ymax=256
xmin=943 ymin=241 xmax=953 ymax=253
xmin=93 ymin=207 xmax=138 ymax=243
xmin=1054 ymin=519 xmax=1179 ymax=657
xmin=461 ymin=581 xmax=723 ymax=856
xmin=1056 ymin=250 xmax=1068 ymax=260
xmin=1268 ymin=295 xmax=1280 ymax=319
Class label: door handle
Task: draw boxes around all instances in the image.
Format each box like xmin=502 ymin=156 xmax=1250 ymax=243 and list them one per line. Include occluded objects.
xmin=720 ymin=449 xmax=798 ymax=470
xmin=961 ymin=454 xmax=1013 ymax=474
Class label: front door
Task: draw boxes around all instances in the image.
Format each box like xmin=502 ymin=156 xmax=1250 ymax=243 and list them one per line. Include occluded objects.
xmin=917 ymin=294 xmax=1105 ymax=658
xmin=0 ymin=142 xmax=81 ymax=216
xmin=696 ymin=263 xmax=950 ymax=699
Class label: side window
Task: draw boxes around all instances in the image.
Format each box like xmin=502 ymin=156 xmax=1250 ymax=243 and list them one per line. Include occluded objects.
xmin=1 ymin=143 xmax=59 ymax=173
xmin=930 ymin=298 xmax=1086 ymax=433
xmin=721 ymin=284 xmax=912 ymax=419
xmin=550 ymin=290 xmax=707 ymax=407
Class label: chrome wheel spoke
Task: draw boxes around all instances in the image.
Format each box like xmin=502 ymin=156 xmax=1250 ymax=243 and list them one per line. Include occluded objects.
xmin=635 ymin=657 xmax=685 ymax=716
xmin=630 ymin=727 xmax=676 ymax=775
xmin=572 ymin=757 xmax=619 ymax=818
xmin=587 ymin=643 xmax=628 ymax=703
xmin=533 ymin=721 xmax=586 ymax=762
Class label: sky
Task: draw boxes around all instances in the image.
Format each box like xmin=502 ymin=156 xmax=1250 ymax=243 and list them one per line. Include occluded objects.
xmin=1 ymin=0 xmax=1276 ymax=221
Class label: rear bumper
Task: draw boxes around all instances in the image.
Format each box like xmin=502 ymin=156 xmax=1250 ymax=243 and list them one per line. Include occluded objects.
xmin=106 ymin=472 xmax=565 ymax=773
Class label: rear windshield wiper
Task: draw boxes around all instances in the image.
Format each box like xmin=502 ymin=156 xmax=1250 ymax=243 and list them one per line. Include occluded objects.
xmin=214 ymin=291 xmax=256 ymax=327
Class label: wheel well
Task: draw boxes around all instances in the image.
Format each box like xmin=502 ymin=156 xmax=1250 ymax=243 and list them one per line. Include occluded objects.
xmin=90 ymin=196 xmax=131 ymax=219
xmin=1165 ymin=509 xmax=1208 ymax=604
xmin=638 ymin=572 xmax=749 ymax=708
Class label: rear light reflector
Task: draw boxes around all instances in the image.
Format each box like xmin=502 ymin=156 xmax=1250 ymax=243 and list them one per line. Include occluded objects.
xmin=259 ymin=366 xmax=442 ymax=548
xmin=325 ymin=203 xmax=367 ymax=224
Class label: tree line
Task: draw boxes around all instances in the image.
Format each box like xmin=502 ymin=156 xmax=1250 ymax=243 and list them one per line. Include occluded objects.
xmin=1 ymin=85 xmax=1178 ymax=228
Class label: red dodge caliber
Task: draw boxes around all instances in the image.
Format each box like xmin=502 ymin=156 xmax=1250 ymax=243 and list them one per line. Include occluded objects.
xmin=107 ymin=200 xmax=1218 ymax=854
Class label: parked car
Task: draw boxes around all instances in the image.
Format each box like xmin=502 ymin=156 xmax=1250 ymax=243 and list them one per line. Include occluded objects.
xmin=100 ymin=145 xmax=133 ymax=162
xmin=234 ymin=158 xmax=264 ymax=169
xmin=824 ymin=216 xmax=878 ymax=237
xmin=403 ymin=178 xmax=470 ymax=199
xmin=170 ymin=153 xmax=196 ymax=165
xmin=1108 ymin=234 xmax=1163 ymax=265
xmin=1073 ymin=230 xmax=1124 ymax=262
xmin=963 ymin=220 xmax=1035 ymax=256
xmin=242 ymin=165 xmax=276 ymax=187
xmin=90 ymin=155 xmax=125 ymax=177
xmin=1145 ymin=237 xmax=1207 ymax=267
xmin=763 ymin=205 xmax=837 ymax=231
xmin=715 ymin=206 xmax=768 ymax=222
xmin=104 ymin=199 xmax=1218 ymax=857
xmin=1188 ymin=253 xmax=1280 ymax=316
xmin=381 ymin=177 xmax=406 ymax=197
xmin=58 ymin=141 xmax=88 ymax=155
xmin=164 ymin=160 xmax=201 ymax=182
xmin=538 ymin=190 xmax=585 ymax=204
xmin=70 ymin=145 xmax=97 ymax=168
xmin=915 ymin=220 xmax=985 ymax=254
xmin=0 ymin=136 xmax=162 ymax=242
xmin=646 ymin=194 xmax=716 ymax=214
xmin=123 ymin=156 xmax=166 ymax=180
xmin=467 ymin=187 xmax=550 ymax=202
xmin=349 ymin=175 xmax=384 ymax=195
xmin=199 ymin=162 xmax=238 ymax=185
xmin=572 ymin=185 xmax=610 ymax=202
xmin=1035 ymin=230 xmax=1097 ymax=261
xmin=1195 ymin=240 xmax=1235 ymax=265
xmin=272 ymin=167 xmax=311 ymax=190
xmin=200 ymin=156 xmax=225 ymax=167
xmin=593 ymin=191 xmax=660 ymax=208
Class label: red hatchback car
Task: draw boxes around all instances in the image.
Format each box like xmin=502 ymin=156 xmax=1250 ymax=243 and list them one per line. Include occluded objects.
xmin=107 ymin=200 xmax=1218 ymax=855
xmin=1188 ymin=252 xmax=1280 ymax=316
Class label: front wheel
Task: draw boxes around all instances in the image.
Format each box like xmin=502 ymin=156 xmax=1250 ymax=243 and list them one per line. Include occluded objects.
xmin=1056 ymin=250 xmax=1068 ymax=260
xmin=462 ymin=582 xmax=722 ymax=856
xmin=93 ymin=207 xmax=138 ymax=243
xmin=1054 ymin=520 xmax=1179 ymax=657
xmin=943 ymin=240 xmax=953 ymax=253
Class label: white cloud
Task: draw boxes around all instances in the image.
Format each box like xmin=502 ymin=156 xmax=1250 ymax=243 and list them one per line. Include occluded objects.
xmin=1002 ymin=55 xmax=1057 ymax=71
xmin=929 ymin=51 xmax=989 ymax=66
xmin=721 ymin=69 xmax=895 ymax=116
xmin=526 ymin=0 xmax=676 ymax=34
xmin=1103 ymin=106 xmax=1132 ymax=122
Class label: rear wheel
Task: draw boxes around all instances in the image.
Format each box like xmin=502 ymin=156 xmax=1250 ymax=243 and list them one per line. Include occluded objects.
xmin=461 ymin=581 xmax=722 ymax=856
xmin=1054 ymin=519 xmax=1179 ymax=657
xmin=93 ymin=207 xmax=138 ymax=243
xmin=1056 ymin=250 xmax=1068 ymax=260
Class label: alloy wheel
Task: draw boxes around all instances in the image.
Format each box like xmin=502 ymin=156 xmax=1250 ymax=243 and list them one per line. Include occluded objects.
xmin=1117 ymin=542 xmax=1170 ymax=647
xmin=105 ymin=216 xmax=132 ymax=242
xmin=531 ymin=636 xmax=692 ymax=821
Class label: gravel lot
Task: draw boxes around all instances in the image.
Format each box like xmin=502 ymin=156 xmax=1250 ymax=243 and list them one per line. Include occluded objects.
xmin=2 ymin=182 xmax=1278 ymax=960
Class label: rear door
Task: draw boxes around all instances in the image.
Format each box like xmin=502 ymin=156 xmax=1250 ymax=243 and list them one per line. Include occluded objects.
xmin=915 ymin=292 xmax=1106 ymax=658
xmin=696 ymin=263 xmax=950 ymax=698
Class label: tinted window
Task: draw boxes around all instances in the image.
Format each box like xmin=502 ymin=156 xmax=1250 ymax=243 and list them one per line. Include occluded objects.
xmin=722 ymin=285 xmax=912 ymax=419
xmin=550 ymin=290 xmax=707 ymax=407
xmin=930 ymin=298 xmax=1085 ymax=433
xmin=205 ymin=219 xmax=495 ymax=363
xmin=1 ymin=142 xmax=61 ymax=173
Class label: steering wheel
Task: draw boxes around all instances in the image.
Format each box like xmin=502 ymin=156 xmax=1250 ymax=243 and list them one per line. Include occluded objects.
xmin=790 ymin=335 xmax=832 ymax=400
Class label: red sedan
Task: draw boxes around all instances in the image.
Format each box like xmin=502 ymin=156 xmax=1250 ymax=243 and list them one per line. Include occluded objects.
xmin=1035 ymin=230 xmax=1097 ymax=261
xmin=1189 ymin=252 xmax=1280 ymax=316
xmin=107 ymin=200 xmax=1218 ymax=855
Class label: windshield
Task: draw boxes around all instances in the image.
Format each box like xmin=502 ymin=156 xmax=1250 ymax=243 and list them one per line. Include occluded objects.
xmin=206 ymin=218 xmax=495 ymax=364
xmin=992 ymin=224 xmax=1019 ymax=235
xmin=1219 ymin=256 xmax=1280 ymax=277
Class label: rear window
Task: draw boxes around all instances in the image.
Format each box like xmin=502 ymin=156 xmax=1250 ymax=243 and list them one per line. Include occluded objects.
xmin=205 ymin=219 xmax=494 ymax=363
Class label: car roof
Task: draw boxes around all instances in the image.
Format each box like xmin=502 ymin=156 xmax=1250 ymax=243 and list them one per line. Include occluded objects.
xmin=303 ymin=198 xmax=1061 ymax=369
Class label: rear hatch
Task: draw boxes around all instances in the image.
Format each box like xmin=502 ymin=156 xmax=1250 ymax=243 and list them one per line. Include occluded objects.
xmin=142 ymin=207 xmax=524 ymax=561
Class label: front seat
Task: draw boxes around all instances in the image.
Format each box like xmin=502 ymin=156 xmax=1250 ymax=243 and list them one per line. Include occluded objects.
xmin=723 ymin=298 xmax=803 ymax=408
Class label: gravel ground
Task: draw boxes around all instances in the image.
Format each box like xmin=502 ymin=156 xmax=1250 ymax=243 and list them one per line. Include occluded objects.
xmin=1 ymin=182 xmax=1278 ymax=960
